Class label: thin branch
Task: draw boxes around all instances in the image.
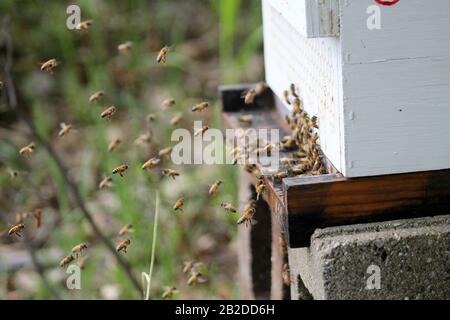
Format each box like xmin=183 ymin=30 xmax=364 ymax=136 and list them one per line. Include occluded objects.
xmin=1 ymin=17 xmax=141 ymax=294
xmin=144 ymin=192 xmax=159 ymax=300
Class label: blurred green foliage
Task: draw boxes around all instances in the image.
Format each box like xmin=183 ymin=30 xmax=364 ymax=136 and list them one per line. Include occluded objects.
xmin=0 ymin=0 xmax=263 ymax=300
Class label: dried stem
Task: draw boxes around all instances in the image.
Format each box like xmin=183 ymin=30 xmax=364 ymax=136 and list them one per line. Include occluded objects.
xmin=1 ymin=16 xmax=141 ymax=294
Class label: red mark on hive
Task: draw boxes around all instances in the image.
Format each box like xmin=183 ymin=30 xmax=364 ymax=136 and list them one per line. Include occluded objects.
xmin=375 ymin=0 xmax=400 ymax=6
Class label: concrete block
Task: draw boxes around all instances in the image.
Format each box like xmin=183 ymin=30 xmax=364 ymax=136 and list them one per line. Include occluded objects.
xmin=289 ymin=215 xmax=450 ymax=300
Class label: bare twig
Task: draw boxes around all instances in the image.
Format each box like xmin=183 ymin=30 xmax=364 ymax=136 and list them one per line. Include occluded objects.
xmin=1 ymin=16 xmax=141 ymax=294
xmin=143 ymin=192 xmax=159 ymax=300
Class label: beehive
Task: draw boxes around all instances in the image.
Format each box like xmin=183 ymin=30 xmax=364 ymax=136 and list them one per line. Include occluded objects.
xmin=263 ymin=0 xmax=450 ymax=177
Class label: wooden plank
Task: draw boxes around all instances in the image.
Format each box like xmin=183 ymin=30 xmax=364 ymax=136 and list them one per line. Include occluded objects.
xmin=283 ymin=169 xmax=450 ymax=247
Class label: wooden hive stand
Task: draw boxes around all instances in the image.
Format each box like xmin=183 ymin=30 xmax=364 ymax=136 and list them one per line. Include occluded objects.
xmin=220 ymin=85 xmax=450 ymax=300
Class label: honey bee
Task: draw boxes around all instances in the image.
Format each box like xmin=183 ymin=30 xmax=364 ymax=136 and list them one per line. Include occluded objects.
xmin=71 ymin=243 xmax=88 ymax=256
xmin=242 ymin=89 xmax=256 ymax=105
xmin=108 ymin=139 xmax=121 ymax=152
xmin=287 ymin=164 xmax=306 ymax=176
xmin=75 ymin=20 xmax=93 ymax=30
xmin=146 ymin=113 xmax=156 ymax=122
xmin=191 ymin=102 xmax=209 ymax=112
xmin=40 ymin=59 xmax=59 ymax=74
xmin=273 ymin=171 xmax=288 ymax=181
xmin=157 ymin=46 xmax=170 ymax=64
xmin=187 ymin=271 xmax=207 ymax=286
xmin=283 ymin=263 xmax=291 ymax=286
xmin=173 ymin=198 xmax=185 ymax=212
xmin=118 ymin=41 xmax=133 ymax=53
xmin=158 ymin=146 xmax=172 ymax=158
xmin=116 ymin=239 xmax=131 ymax=253
xmin=8 ymin=223 xmax=25 ymax=237
xmin=112 ymin=164 xmax=129 ymax=177
xmin=209 ymin=180 xmax=223 ymax=196
xmin=162 ymin=98 xmax=176 ymax=108
xmin=292 ymin=98 xmax=302 ymax=114
xmin=310 ymin=116 xmax=319 ymax=129
xmin=194 ymin=125 xmax=209 ymax=137
xmin=162 ymin=286 xmax=178 ymax=300
xmin=8 ymin=169 xmax=18 ymax=179
xmin=99 ymin=176 xmax=113 ymax=189
xmin=283 ymin=90 xmax=291 ymax=105
xmin=255 ymin=82 xmax=268 ymax=95
xmin=19 ymin=142 xmax=35 ymax=157
xmin=34 ymin=209 xmax=42 ymax=228
xmin=58 ymin=122 xmax=72 ymax=137
xmin=134 ymin=133 xmax=152 ymax=146
xmin=255 ymin=179 xmax=266 ymax=200
xmin=142 ymin=157 xmax=161 ymax=171
xmin=119 ymin=224 xmax=133 ymax=236
xmin=170 ymin=114 xmax=183 ymax=126
xmin=220 ymin=202 xmax=237 ymax=214
xmin=237 ymin=201 xmax=257 ymax=227
xmin=182 ymin=261 xmax=203 ymax=274
xmin=101 ymin=106 xmax=116 ymax=119
xmin=59 ymin=254 xmax=75 ymax=268
xmin=161 ymin=169 xmax=180 ymax=180
xmin=89 ymin=90 xmax=104 ymax=102
xmin=239 ymin=115 xmax=253 ymax=125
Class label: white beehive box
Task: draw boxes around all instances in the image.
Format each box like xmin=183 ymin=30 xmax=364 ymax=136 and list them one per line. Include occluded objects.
xmin=263 ymin=0 xmax=450 ymax=177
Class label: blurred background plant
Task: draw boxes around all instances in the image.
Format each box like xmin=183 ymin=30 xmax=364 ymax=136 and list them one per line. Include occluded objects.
xmin=0 ymin=0 xmax=263 ymax=299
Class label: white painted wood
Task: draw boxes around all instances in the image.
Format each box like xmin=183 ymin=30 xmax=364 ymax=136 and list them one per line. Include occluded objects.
xmin=263 ymin=0 xmax=450 ymax=177
xmin=266 ymin=0 xmax=340 ymax=38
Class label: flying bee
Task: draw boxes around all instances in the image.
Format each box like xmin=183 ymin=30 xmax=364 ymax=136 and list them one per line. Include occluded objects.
xmin=220 ymin=202 xmax=237 ymax=214
xmin=173 ymin=198 xmax=185 ymax=212
xmin=118 ymin=41 xmax=133 ymax=53
xmin=9 ymin=170 xmax=19 ymax=179
xmin=161 ymin=169 xmax=180 ymax=180
xmin=19 ymin=142 xmax=35 ymax=157
xmin=34 ymin=209 xmax=42 ymax=228
xmin=237 ymin=202 xmax=257 ymax=227
xmin=209 ymin=180 xmax=223 ymax=196
xmin=191 ymin=102 xmax=209 ymax=112
xmin=187 ymin=271 xmax=207 ymax=286
xmin=242 ymin=88 xmax=256 ymax=105
xmin=255 ymin=179 xmax=266 ymax=200
xmin=40 ymin=59 xmax=59 ymax=74
xmin=162 ymin=98 xmax=176 ymax=109
xmin=162 ymin=286 xmax=178 ymax=300
xmin=182 ymin=261 xmax=203 ymax=274
xmin=59 ymin=254 xmax=74 ymax=268
xmin=108 ymin=138 xmax=121 ymax=152
xmin=8 ymin=223 xmax=25 ymax=237
xmin=255 ymin=81 xmax=268 ymax=95
xmin=58 ymin=122 xmax=72 ymax=137
xmin=15 ymin=212 xmax=27 ymax=224
xmin=112 ymin=164 xmax=129 ymax=177
xmin=101 ymin=106 xmax=116 ymax=119
xmin=89 ymin=90 xmax=104 ymax=102
xmin=283 ymin=90 xmax=291 ymax=105
xmin=170 ymin=114 xmax=183 ymax=126
xmin=116 ymin=239 xmax=131 ymax=253
xmin=75 ymin=19 xmax=93 ymax=30
xmin=158 ymin=146 xmax=172 ymax=158
xmin=273 ymin=171 xmax=288 ymax=181
xmin=283 ymin=263 xmax=291 ymax=286
xmin=71 ymin=243 xmax=88 ymax=256
xmin=119 ymin=224 xmax=133 ymax=236
xmin=194 ymin=125 xmax=209 ymax=137
xmin=142 ymin=157 xmax=160 ymax=171
xmin=146 ymin=113 xmax=156 ymax=122
xmin=99 ymin=176 xmax=113 ymax=189
xmin=134 ymin=132 xmax=152 ymax=146
xmin=157 ymin=46 xmax=170 ymax=64
xmin=239 ymin=115 xmax=253 ymax=125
